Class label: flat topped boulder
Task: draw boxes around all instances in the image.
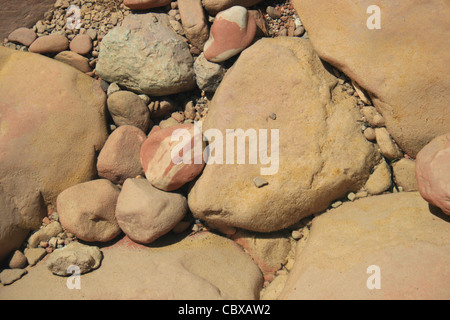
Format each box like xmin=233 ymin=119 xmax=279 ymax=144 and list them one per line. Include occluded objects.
xmin=0 ymin=232 xmax=263 ymax=300
xmin=96 ymin=12 xmax=196 ymax=96
xmin=188 ymin=37 xmax=380 ymax=233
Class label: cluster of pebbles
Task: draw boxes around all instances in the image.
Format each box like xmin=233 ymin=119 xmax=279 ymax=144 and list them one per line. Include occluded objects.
xmin=0 ymin=0 xmax=312 ymax=128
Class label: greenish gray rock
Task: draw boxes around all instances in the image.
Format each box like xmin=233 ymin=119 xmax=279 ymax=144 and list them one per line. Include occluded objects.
xmin=96 ymin=13 xmax=195 ymax=96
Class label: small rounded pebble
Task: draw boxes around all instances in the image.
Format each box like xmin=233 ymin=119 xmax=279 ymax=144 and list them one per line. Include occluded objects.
xmin=291 ymin=230 xmax=303 ymax=240
xmin=347 ymin=192 xmax=356 ymax=201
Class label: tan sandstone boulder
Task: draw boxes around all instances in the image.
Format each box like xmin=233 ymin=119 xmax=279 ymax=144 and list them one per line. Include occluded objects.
xmin=292 ymin=0 xmax=450 ymax=157
xmin=279 ymin=192 xmax=450 ymax=300
xmin=188 ymin=37 xmax=380 ymax=232
xmin=0 ymin=47 xmax=108 ymax=262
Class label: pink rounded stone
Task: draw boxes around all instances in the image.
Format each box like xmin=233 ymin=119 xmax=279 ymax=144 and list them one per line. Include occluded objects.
xmin=69 ymin=34 xmax=93 ymax=55
xmin=415 ymin=133 xmax=450 ymax=215
xmin=204 ymin=6 xmax=257 ymax=62
xmin=140 ymin=123 xmax=205 ymax=191
xmin=124 ymin=0 xmax=172 ymax=10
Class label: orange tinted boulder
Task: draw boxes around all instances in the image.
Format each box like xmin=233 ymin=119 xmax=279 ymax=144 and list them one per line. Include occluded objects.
xmin=140 ymin=123 xmax=205 ymax=191
xmin=204 ymin=6 xmax=257 ymax=63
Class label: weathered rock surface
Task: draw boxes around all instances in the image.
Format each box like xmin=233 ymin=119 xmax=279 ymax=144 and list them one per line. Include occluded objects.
xmin=232 ymin=230 xmax=292 ymax=278
xmin=0 ymin=47 xmax=107 ymax=262
xmin=96 ymin=13 xmax=196 ymax=96
xmin=8 ymin=250 xmax=27 ymax=269
xmin=415 ymin=133 xmax=450 ymax=215
xmin=364 ymin=159 xmax=392 ymax=195
xmin=0 ymin=269 xmax=27 ymax=286
xmin=24 ymin=247 xmax=47 ymax=266
xmin=0 ymin=232 xmax=263 ymax=300
xmin=279 ymin=192 xmax=450 ymax=300
xmin=292 ymin=0 xmax=450 ymax=157
xmin=392 ymin=158 xmax=418 ymax=192
xmin=46 ymin=242 xmax=103 ymax=276
xmin=57 ymin=180 xmax=121 ymax=243
xmin=194 ymin=53 xmax=226 ymax=92
xmin=115 ymin=178 xmax=187 ymax=244
xmin=188 ymin=38 xmax=380 ymax=232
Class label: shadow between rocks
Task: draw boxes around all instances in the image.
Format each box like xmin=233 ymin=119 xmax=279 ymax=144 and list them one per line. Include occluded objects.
xmin=429 ymin=204 xmax=450 ymax=223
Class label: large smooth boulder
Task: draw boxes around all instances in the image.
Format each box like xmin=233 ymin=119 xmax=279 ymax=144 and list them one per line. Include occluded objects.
xmin=96 ymin=13 xmax=196 ymax=96
xmin=415 ymin=133 xmax=450 ymax=215
xmin=292 ymin=0 xmax=450 ymax=157
xmin=188 ymin=38 xmax=380 ymax=233
xmin=0 ymin=232 xmax=263 ymax=300
xmin=279 ymin=192 xmax=450 ymax=300
xmin=0 ymin=47 xmax=108 ymax=262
